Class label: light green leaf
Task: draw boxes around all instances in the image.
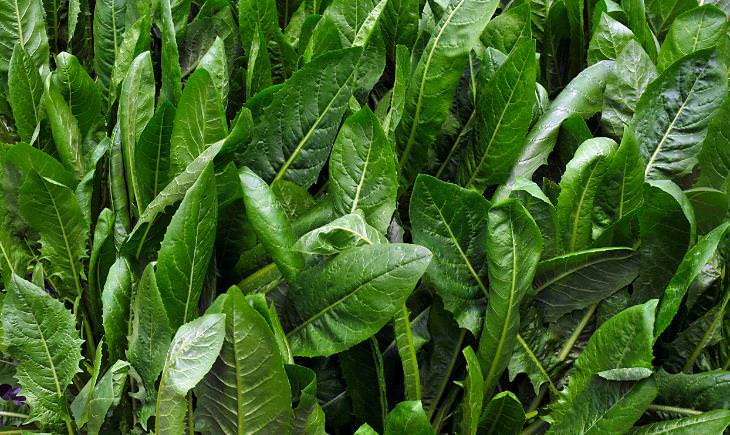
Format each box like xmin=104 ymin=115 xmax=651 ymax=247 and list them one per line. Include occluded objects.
xmin=109 ymin=15 xmax=151 ymax=107
xmin=1 ymin=275 xmax=82 ymax=426
xmin=410 ymin=175 xmax=490 ymax=334
xmin=631 ymin=49 xmax=727 ymax=181
xmin=657 ymin=5 xmax=728 ymax=72
xmin=498 ymin=60 xmax=613 ymax=200
xmin=547 ymin=300 xmax=658 ymax=434
xmin=85 ymin=360 xmax=130 ymax=434
xmin=170 ymin=68 xmax=228 ymax=175
xmin=479 ymin=199 xmax=542 ymax=395
xmin=480 ymin=2 xmax=532 ymax=54
xmin=384 ymin=401 xmax=435 ymax=435
xmin=195 ymin=287 xmax=293 ymax=435
xmin=294 ymin=212 xmax=385 ymax=255
xmin=655 ymin=221 xmax=730 ymax=338
xmin=478 ymin=391 xmax=526 ymax=435
xmin=240 ymin=166 xmax=304 ymax=282
xmin=587 ymin=13 xmax=635 ymax=64
xmin=241 ymin=47 xmax=362 ymax=188
xmin=458 ymin=39 xmax=537 ymax=192
xmin=459 ymin=346 xmax=483 ymax=435
xmin=52 ymin=51 xmax=103 ymax=139
xmin=239 ymin=0 xmax=297 ymax=81
xmin=393 ymin=305 xmax=422 ymax=401
xmin=198 ymin=36 xmax=229 ymax=105
xmin=70 ymin=338 xmax=104 ymax=429
xmin=0 ymin=0 xmax=49 ymax=72
xmin=127 ymin=264 xmax=172 ymax=430
xmin=630 ymin=410 xmax=730 ymax=434
xmin=330 ymin=107 xmax=398 ymax=234
xmin=93 ymin=0 xmax=127 ymax=101
xmin=8 ymin=45 xmax=43 ymax=143
xmin=157 ymin=163 xmax=218 ymax=329
xmin=159 ymin=0 xmax=182 ymax=106
xmin=155 ymin=314 xmax=226 ymax=435
xmin=557 ymin=138 xmax=617 ymax=252
xmin=44 ymin=75 xmax=84 ymax=178
xmin=697 ymin=93 xmax=730 ymax=190
xmin=247 ymin=25 xmax=273 ymax=99
xmin=287 ymin=243 xmax=431 ymax=357
xmin=19 ymin=170 xmax=86 ymax=299
xmin=395 ymin=0 xmax=499 ymax=185
xmin=119 ymin=50 xmax=155 ymax=212
xmin=101 ymin=256 xmax=135 ymax=364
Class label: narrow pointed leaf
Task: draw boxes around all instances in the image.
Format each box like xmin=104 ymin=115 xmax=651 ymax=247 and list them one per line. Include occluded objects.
xmin=8 ymin=45 xmax=43 ymax=143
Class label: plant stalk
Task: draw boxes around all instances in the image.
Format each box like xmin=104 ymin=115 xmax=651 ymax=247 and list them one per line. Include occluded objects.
xmin=647 ymin=404 xmax=702 ymax=416
xmin=557 ymin=304 xmax=597 ymax=362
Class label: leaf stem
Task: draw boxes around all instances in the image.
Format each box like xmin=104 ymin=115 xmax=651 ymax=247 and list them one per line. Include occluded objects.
xmin=557 ymin=304 xmax=597 ymax=362
xmin=520 ymin=419 xmax=546 ymax=435
xmin=647 ymin=404 xmax=702 ymax=416
xmin=65 ymin=416 xmax=75 ymax=435
xmin=187 ymin=391 xmax=194 ymax=435
xmin=0 ymin=411 xmax=29 ymax=419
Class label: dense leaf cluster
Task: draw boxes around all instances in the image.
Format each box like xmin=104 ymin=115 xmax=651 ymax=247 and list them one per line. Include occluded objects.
xmin=0 ymin=0 xmax=729 ymax=433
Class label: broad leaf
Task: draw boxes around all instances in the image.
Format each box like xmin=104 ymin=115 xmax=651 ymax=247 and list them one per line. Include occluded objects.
xmin=330 ymin=107 xmax=398 ymax=234
xmin=8 ymin=45 xmax=43 ymax=143
xmin=384 ymin=401 xmax=435 ymax=435
xmin=135 ymin=102 xmax=175 ymax=211
xmin=587 ymin=13 xmax=635 ymax=65
xmin=631 ymin=49 xmax=727 ymax=181
xmin=479 ymin=199 xmax=542 ymax=395
xmin=287 ymin=243 xmax=431 ymax=356
xmin=155 ymin=314 xmax=226 ymax=435
xmin=195 ymin=287 xmax=293 ymax=434
xmin=52 ymin=51 xmax=102 ymax=138
xmin=631 ymin=410 xmax=730 ymax=434
xmin=240 ymin=47 xmax=362 ymax=187
xmin=127 ymin=264 xmax=172 ymax=429
xmin=478 ymin=391 xmax=526 ymax=435
xmin=93 ymin=0 xmax=127 ymax=100
xmin=156 ymin=163 xmax=217 ymax=329
xmin=293 ymin=212 xmax=385 ymax=255
xmin=410 ymin=175 xmax=489 ymax=334
xmin=458 ymin=38 xmax=537 ymax=192
xmin=697 ymin=93 xmax=730 ymax=190
xmin=0 ymin=0 xmax=49 ymax=72
xmin=656 ymin=5 xmax=728 ymax=72
xmin=395 ymin=0 xmax=499 ymax=185
xmin=101 ymin=257 xmax=135 ymax=364
xmin=1 ymin=275 xmax=82 ymax=426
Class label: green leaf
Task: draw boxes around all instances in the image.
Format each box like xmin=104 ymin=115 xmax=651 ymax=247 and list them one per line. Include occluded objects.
xmin=329 ymin=107 xmax=398 ymax=234
xmin=0 ymin=0 xmax=49 ymax=72
xmin=8 ymin=45 xmax=43 ymax=143
xmin=697 ymin=93 xmax=730 ymax=190
xmin=380 ymin=0 xmax=418 ymax=61
xmin=480 ymin=2 xmax=532 ymax=54
xmin=395 ymin=0 xmax=498 ymax=185
xmin=657 ymin=5 xmax=728 ymax=72
xmin=159 ymin=0 xmax=182 ymax=106
xmin=340 ymin=338 xmax=388 ymax=432
xmin=195 ymin=286 xmax=293 ymax=435
xmin=287 ymin=243 xmax=431 ymax=357
xmin=240 ymin=166 xmax=304 ymax=282
xmin=601 ymin=40 xmax=658 ymax=140
xmin=458 ymin=39 xmax=536 ymax=192
xmin=123 ymin=139 xmax=224 ymax=257
xmin=241 ymin=47 xmax=362 ymax=188
xmin=393 ymin=305 xmax=422 ymax=402
xmin=478 ymin=391 xmax=526 ymax=435
xmin=1 ymin=275 xmax=82 ymax=426
xmin=535 ymin=247 xmax=640 ymax=322
xmin=198 ymin=36 xmax=230 ymax=105
xmin=479 ymin=199 xmax=542 ymax=395
xmin=93 ymin=0 xmax=127 ymax=101
xmin=19 ymin=170 xmax=86 ymax=299
xmin=101 ymin=257 xmax=135 ymax=364
xmin=631 ymin=48 xmax=727 ymax=181
xmin=157 ymin=163 xmax=217 ymax=329
xmin=84 ymin=360 xmax=130 ymax=434
xmin=587 ymin=13 xmax=635 ymax=65
xmin=247 ymin=25 xmax=273 ymax=98
xmin=127 ymin=264 xmax=172 ymax=430
xmin=135 ymin=102 xmax=175 ymax=211
xmin=70 ymin=338 xmax=104 ymax=429
xmin=557 ymin=138 xmax=617 ymax=252
xmin=654 ymin=221 xmax=730 ymax=338
xmin=622 ymin=0 xmax=658 ymax=63
xmin=44 ymin=75 xmax=84 ymax=178
xmin=383 ymin=44 xmax=410 ymax=135
xmin=630 ymin=410 xmax=730 ymax=434
xmin=410 ymin=174 xmax=489 ymax=334
xmin=498 ymin=60 xmax=613 ymax=199
xmin=119 ymin=50 xmax=155 ymax=212
xmin=547 ymin=300 xmax=658 ymax=434
xmin=655 ymin=369 xmax=730 ymax=411
xmin=459 ymin=346 xmax=483 ymax=435
xmin=509 ymin=177 xmax=561 ymax=258
xmin=170 ymin=68 xmax=228 ymax=175
xmin=632 ymin=179 xmax=695 ymax=304
xmin=597 ymin=367 xmax=653 ymax=381
xmin=110 ymin=16 xmax=151 ymax=109
xmin=155 ymin=314 xmax=226 ymax=435
xmin=593 ymin=129 xmax=645 ymax=239
xmin=293 ymin=212 xmax=385 ymax=255
xmin=52 ymin=51 xmax=103 ymax=139
xmin=384 ymin=401 xmax=435 ymax=435
xmin=239 ymin=0 xmax=297 ymax=81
